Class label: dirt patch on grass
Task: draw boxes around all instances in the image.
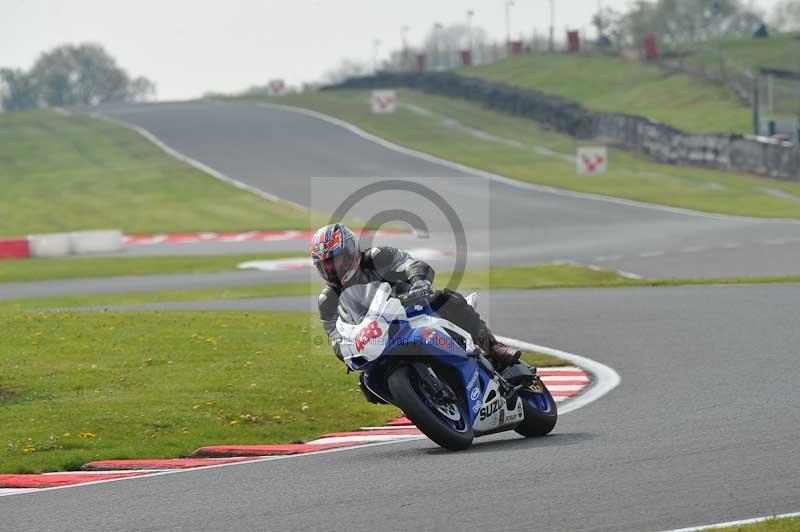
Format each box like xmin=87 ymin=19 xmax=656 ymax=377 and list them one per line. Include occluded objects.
xmin=0 ymin=387 xmax=18 ymax=402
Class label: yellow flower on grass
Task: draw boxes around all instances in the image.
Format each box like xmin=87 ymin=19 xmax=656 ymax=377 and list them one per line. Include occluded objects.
xmin=272 ymin=415 xmax=282 ymax=421
xmin=80 ymin=432 xmax=96 ymax=439
xmin=229 ymin=419 xmax=239 ymax=426
xmin=62 ymin=432 xmax=71 ymax=437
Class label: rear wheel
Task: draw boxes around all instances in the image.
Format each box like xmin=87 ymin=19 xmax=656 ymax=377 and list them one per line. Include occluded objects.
xmin=514 ymin=379 xmax=558 ymax=437
xmin=387 ymin=366 xmax=473 ymax=451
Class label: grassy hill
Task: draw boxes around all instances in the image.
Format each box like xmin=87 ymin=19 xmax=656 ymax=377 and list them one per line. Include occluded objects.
xmin=679 ymin=32 xmax=800 ymax=75
xmin=459 ymin=33 xmax=800 ymax=134
xmin=460 ymin=53 xmax=751 ymax=134
xmin=0 ymin=110 xmax=315 ymax=237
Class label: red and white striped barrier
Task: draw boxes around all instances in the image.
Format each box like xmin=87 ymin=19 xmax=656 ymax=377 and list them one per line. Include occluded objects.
xmin=539 ymin=366 xmax=591 ymax=401
xmin=0 ymin=230 xmax=123 ymax=260
xmin=123 ymin=229 xmax=400 ymax=246
xmin=0 ymin=230 xmax=403 ymax=260
xmin=123 ymin=230 xmax=317 ymax=246
xmin=0 ymin=238 xmax=30 ymax=260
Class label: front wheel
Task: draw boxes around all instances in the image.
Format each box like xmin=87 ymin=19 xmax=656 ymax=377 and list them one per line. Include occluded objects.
xmin=514 ymin=379 xmax=558 ymax=437
xmin=387 ymin=366 xmax=473 ymax=451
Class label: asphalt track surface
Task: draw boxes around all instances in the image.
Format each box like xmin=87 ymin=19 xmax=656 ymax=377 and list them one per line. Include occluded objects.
xmin=99 ymin=100 xmax=800 ymax=281
xmin=3 ymin=284 xmax=799 ymax=531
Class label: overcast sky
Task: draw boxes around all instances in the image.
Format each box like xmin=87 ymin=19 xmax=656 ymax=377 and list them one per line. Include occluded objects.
xmin=1 ymin=0 xmax=784 ymax=100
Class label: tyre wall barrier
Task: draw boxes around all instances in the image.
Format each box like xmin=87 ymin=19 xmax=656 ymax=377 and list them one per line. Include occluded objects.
xmin=325 ymin=72 xmax=800 ymax=181
xmin=0 ymin=239 xmax=31 ymax=259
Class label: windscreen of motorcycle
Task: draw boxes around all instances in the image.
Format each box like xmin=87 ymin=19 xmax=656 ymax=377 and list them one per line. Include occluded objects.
xmin=337 ymin=280 xmax=384 ymax=325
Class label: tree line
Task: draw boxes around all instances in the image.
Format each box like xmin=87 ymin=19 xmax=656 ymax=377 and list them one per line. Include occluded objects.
xmin=1 ymin=43 xmax=155 ymax=111
xmin=593 ymin=0 xmax=800 ymax=50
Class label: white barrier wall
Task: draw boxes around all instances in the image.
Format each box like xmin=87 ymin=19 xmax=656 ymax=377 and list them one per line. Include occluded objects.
xmin=28 ymin=233 xmax=72 ymax=258
xmin=28 ymin=230 xmax=123 ymax=258
xmin=69 ymin=230 xmax=123 ymax=254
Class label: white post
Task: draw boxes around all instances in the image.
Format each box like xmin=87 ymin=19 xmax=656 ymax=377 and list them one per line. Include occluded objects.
xmin=768 ymin=74 xmax=774 ymax=116
xmin=466 ymin=9 xmax=474 ymax=54
xmin=372 ymin=38 xmax=382 ymax=73
xmin=401 ymin=26 xmax=410 ymax=70
xmin=505 ymin=0 xmax=514 ymax=51
xmin=434 ymin=22 xmax=444 ymax=70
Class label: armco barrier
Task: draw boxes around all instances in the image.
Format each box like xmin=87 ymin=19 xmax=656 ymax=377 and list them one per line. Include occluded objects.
xmin=325 ymin=72 xmax=800 ymax=181
xmin=0 ymin=239 xmax=30 ymax=259
xmin=27 ymin=233 xmax=72 ymax=258
xmin=69 ymin=230 xmax=123 ymax=254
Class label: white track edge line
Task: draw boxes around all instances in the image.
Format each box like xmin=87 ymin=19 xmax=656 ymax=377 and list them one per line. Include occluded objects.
xmin=251 ymin=100 xmax=800 ymax=225
xmin=496 ymin=335 xmax=621 ymax=415
xmin=657 ymin=510 xmax=800 ymax=532
xmin=85 ymin=111 xmax=307 ymax=211
xmin=0 ymin=336 xmax=616 ymax=498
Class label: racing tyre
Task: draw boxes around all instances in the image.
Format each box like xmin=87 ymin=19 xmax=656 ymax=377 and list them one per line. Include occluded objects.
xmin=387 ymin=366 xmax=473 ymax=451
xmin=514 ymin=380 xmax=558 ymax=437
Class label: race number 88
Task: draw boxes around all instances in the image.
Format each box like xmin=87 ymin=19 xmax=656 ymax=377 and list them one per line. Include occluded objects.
xmin=356 ymin=320 xmax=383 ymax=352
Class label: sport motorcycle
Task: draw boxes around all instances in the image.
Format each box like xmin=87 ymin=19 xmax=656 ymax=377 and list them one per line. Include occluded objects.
xmin=336 ymin=282 xmax=557 ymax=451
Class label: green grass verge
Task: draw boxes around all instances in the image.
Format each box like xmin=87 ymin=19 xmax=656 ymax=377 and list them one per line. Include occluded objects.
xmin=0 ymin=311 xmax=401 ymax=473
xmin=0 ymin=109 xmax=320 ymax=237
xmin=0 ymin=263 xmax=625 ymax=311
xmin=710 ymin=516 xmax=800 ymax=532
xmin=460 ymin=52 xmax=751 ymax=134
xmin=234 ymin=89 xmax=800 ymax=218
xmin=0 ymin=252 xmax=305 ymax=284
xmin=0 ymin=311 xmax=572 ymax=473
xmin=521 ymin=352 xmax=568 ymax=368
xmin=0 ymin=282 xmax=319 ymax=312
xmin=3 ymin=263 xmax=800 ymax=313
xmin=452 ymin=263 xmax=626 ymax=290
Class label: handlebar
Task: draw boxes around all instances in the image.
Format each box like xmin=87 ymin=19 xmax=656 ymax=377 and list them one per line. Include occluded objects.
xmin=398 ymin=289 xmax=435 ymax=306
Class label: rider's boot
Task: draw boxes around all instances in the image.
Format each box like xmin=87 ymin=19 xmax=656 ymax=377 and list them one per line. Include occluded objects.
xmin=488 ymin=341 xmax=522 ymax=367
xmin=474 ymin=322 xmax=521 ymax=367
xmin=432 ymin=289 xmax=521 ymax=367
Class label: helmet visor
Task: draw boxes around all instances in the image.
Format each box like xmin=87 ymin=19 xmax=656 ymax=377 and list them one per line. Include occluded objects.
xmin=316 ymin=236 xmax=359 ymax=284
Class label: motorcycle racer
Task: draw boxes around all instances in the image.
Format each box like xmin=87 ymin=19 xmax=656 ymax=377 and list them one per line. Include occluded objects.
xmin=311 ymin=223 xmax=521 ymax=369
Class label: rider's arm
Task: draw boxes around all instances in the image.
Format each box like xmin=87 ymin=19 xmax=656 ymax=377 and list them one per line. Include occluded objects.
xmin=318 ymin=285 xmax=345 ymax=361
xmin=365 ymin=246 xmax=434 ymax=284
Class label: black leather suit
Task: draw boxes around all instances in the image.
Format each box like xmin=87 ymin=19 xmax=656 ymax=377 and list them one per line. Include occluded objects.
xmin=318 ymin=246 xmax=494 ymax=360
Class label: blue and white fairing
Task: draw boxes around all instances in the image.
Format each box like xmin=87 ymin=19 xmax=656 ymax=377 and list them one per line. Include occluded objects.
xmin=335 ymin=282 xmax=524 ymax=433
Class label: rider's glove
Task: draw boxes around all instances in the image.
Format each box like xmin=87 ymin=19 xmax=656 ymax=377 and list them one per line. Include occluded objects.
xmin=407 ymin=279 xmax=433 ymax=299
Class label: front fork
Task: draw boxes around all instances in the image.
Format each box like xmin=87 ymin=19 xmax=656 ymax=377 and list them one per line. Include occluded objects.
xmin=471 ymin=348 xmax=537 ymax=405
